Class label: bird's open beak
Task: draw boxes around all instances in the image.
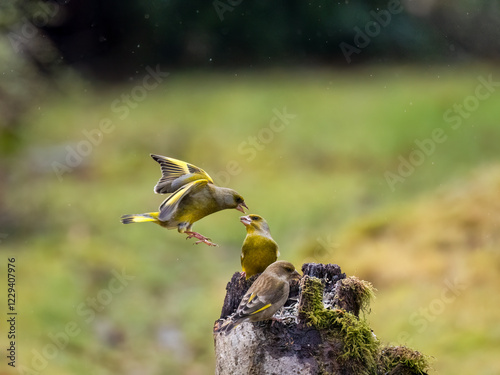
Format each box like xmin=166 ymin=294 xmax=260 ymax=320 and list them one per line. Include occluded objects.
xmin=240 ymin=215 xmax=252 ymax=226
xmin=236 ymin=202 xmax=248 ymax=213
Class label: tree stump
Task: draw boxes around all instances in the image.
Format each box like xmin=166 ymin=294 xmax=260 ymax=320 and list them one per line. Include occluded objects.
xmin=213 ymin=263 xmax=430 ymax=375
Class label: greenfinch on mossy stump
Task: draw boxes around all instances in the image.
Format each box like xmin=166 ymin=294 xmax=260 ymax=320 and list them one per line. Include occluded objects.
xmin=121 ymin=155 xmax=247 ymax=246
xmin=240 ymin=214 xmax=279 ymax=279
xmin=215 ymin=261 xmax=301 ymax=334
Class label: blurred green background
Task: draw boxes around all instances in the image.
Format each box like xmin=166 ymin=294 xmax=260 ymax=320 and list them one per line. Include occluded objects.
xmin=1 ymin=1 xmax=500 ymax=374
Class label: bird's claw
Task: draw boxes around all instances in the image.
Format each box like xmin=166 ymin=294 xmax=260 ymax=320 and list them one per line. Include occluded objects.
xmin=185 ymin=231 xmax=218 ymax=247
xmin=194 ymin=239 xmax=218 ymax=247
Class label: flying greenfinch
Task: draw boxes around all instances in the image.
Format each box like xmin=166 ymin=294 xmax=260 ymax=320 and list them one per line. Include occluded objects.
xmin=240 ymin=214 xmax=279 ymax=279
xmin=121 ymin=155 xmax=248 ymax=246
xmin=216 ymin=261 xmax=301 ymax=334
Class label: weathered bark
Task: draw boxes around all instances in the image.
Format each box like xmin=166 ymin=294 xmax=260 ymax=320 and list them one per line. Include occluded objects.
xmin=214 ymin=263 xmax=429 ymax=375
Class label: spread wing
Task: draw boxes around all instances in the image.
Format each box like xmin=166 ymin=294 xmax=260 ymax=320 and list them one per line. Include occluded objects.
xmin=151 ymin=154 xmax=214 ymax=194
xmin=158 ymin=179 xmax=208 ymax=222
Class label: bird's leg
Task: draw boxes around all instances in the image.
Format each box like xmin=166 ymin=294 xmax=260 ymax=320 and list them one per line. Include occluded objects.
xmin=185 ymin=231 xmax=218 ymax=247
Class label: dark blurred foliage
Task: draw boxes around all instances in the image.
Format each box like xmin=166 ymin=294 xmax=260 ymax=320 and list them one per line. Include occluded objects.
xmin=4 ymin=0 xmax=500 ymax=81
xmin=1 ymin=0 xmax=500 ymax=132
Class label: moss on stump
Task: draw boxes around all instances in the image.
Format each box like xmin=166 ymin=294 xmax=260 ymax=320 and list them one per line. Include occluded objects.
xmin=214 ymin=263 xmax=430 ymax=375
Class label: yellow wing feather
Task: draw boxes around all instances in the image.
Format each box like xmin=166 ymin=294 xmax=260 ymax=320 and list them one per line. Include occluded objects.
xmin=250 ymin=303 xmax=272 ymax=315
xmin=158 ymin=179 xmax=208 ymax=221
xmin=151 ymin=155 xmax=214 ymax=194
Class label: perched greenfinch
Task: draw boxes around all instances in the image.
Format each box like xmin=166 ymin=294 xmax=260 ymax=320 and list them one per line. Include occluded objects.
xmin=121 ymin=155 xmax=248 ymax=246
xmin=216 ymin=261 xmax=301 ymax=334
xmin=240 ymin=214 xmax=279 ymax=279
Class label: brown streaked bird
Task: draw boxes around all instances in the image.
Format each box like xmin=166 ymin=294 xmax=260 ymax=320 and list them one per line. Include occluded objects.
xmin=120 ymin=155 xmax=248 ymax=246
xmin=240 ymin=214 xmax=279 ymax=279
xmin=215 ymin=261 xmax=301 ymax=334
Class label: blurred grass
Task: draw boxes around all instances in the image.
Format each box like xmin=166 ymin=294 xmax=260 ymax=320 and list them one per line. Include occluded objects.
xmin=2 ymin=65 xmax=500 ymax=374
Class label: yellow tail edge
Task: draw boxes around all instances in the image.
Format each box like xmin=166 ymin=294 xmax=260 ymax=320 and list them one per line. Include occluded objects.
xmin=120 ymin=212 xmax=159 ymax=224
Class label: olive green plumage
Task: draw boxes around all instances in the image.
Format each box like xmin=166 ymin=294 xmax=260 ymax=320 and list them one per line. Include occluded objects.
xmin=240 ymin=214 xmax=279 ymax=279
xmin=120 ymin=155 xmax=248 ymax=246
xmin=216 ymin=261 xmax=301 ymax=334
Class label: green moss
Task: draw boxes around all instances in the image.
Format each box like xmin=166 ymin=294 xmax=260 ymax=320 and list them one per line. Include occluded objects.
xmin=299 ymin=276 xmax=379 ymax=375
xmin=335 ymin=311 xmax=378 ymax=362
xmin=335 ymin=276 xmax=376 ymax=317
xmin=378 ymin=346 xmax=431 ymax=375
xmin=298 ymin=276 xmax=326 ymax=326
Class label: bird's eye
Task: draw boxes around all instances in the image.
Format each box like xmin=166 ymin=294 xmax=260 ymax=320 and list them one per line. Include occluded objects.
xmin=250 ymin=215 xmax=259 ymax=221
